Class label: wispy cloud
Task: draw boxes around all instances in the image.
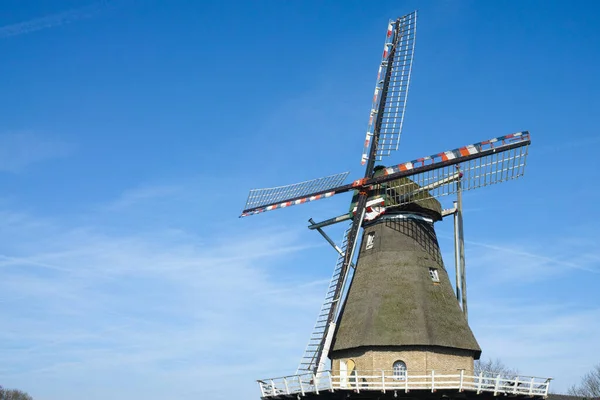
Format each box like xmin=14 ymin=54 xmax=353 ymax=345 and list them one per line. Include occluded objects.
xmin=0 ymin=132 xmax=73 ymax=172
xmin=471 ymin=299 xmax=600 ymax=392
xmin=465 ymin=238 xmax=600 ymax=275
xmin=436 ymin=232 xmax=600 ymax=391
xmin=0 ymin=1 xmax=111 ymax=39
xmin=0 ymin=208 xmax=326 ymax=399
xmin=1 ymin=183 xmax=597 ymax=398
xmin=438 ymin=232 xmax=600 ymax=283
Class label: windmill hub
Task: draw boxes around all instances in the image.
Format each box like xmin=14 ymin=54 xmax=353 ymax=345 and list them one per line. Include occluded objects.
xmin=242 ymin=11 xmax=550 ymax=400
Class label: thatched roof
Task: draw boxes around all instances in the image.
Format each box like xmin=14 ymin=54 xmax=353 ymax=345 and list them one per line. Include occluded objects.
xmin=330 ymin=216 xmax=481 ymax=357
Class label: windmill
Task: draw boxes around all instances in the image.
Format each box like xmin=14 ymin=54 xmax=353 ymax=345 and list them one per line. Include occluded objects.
xmin=242 ymin=11 xmax=551 ymax=399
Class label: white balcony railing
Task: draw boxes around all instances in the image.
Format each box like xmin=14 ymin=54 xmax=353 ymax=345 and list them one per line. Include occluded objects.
xmin=257 ymin=370 xmax=552 ymax=398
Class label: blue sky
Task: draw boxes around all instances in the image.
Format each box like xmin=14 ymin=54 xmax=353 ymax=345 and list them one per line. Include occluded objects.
xmin=0 ymin=1 xmax=599 ymax=399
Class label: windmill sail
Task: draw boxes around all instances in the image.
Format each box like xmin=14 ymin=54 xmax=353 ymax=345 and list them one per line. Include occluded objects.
xmin=241 ymin=132 xmax=530 ymax=217
xmin=241 ymin=171 xmax=349 ymax=217
xmin=361 ymin=11 xmax=417 ymax=165
xmin=384 ymin=133 xmax=530 ymax=206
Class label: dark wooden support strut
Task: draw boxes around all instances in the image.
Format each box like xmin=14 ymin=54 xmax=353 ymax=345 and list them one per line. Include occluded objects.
xmin=308 ymin=218 xmax=355 ymax=269
xmin=308 ymin=214 xmax=352 ymax=230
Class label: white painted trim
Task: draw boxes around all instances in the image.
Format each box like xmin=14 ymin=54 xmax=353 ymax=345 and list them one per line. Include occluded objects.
xmin=257 ymin=370 xmax=552 ymax=398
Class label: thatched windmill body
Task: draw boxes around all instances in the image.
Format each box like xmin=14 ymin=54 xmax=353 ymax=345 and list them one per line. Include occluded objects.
xmin=241 ymin=11 xmax=550 ymax=399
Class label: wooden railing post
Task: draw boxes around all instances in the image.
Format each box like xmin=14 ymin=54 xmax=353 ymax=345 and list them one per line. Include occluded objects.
xmin=544 ymin=378 xmax=553 ymax=397
xmin=283 ymin=377 xmax=290 ymax=395
xmin=529 ymin=377 xmax=535 ymax=396
xmin=328 ymin=370 xmax=334 ymax=392
xmin=298 ymin=375 xmax=305 ymax=396
xmin=493 ymin=374 xmax=501 ymax=396
xmin=254 ymin=370 xmax=552 ymax=398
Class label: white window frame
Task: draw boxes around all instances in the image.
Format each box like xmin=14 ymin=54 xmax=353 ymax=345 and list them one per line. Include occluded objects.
xmin=429 ymin=267 xmax=440 ymax=282
xmin=366 ymin=232 xmax=375 ymax=250
xmin=393 ymin=360 xmax=407 ymax=380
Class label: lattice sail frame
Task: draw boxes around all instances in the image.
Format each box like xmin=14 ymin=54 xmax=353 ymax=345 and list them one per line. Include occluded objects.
xmin=240 ymin=132 xmax=531 ymax=217
xmin=361 ymin=11 xmax=417 ymax=165
xmin=384 ymin=133 xmax=529 ymax=206
xmin=242 ymin=171 xmax=349 ymax=216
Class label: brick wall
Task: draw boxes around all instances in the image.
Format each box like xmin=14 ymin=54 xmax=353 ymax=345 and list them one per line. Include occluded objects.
xmin=331 ymin=346 xmax=474 ymax=375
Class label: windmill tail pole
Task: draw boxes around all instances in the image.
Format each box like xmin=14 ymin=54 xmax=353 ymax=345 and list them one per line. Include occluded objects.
xmin=315 ymin=322 xmax=336 ymax=376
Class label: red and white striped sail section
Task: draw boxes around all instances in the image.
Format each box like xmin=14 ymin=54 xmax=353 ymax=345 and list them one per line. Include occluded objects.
xmin=384 ymin=132 xmax=531 ymax=207
xmin=240 ymin=171 xmax=350 ymax=217
xmin=361 ymin=11 xmax=417 ymax=165
xmin=241 ymin=192 xmax=337 ymax=217
xmin=383 ymin=131 xmax=530 ymax=175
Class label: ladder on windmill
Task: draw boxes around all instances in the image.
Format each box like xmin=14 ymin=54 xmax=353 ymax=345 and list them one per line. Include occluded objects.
xmin=296 ymin=224 xmax=353 ymax=375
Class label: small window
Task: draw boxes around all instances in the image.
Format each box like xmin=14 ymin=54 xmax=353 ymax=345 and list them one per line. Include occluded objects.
xmin=429 ymin=268 xmax=440 ymax=282
xmin=366 ymin=232 xmax=375 ymax=250
xmin=393 ymin=360 xmax=407 ymax=380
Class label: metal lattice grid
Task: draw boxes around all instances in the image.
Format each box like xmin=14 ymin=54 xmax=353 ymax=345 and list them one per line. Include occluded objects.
xmin=361 ymin=12 xmax=417 ymax=165
xmin=243 ymin=171 xmax=350 ymax=211
xmin=376 ymin=12 xmax=417 ymax=160
xmin=385 ymin=144 xmax=529 ymax=206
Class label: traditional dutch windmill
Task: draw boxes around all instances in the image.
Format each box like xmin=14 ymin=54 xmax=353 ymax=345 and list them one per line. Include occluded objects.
xmin=241 ymin=11 xmax=551 ymax=399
